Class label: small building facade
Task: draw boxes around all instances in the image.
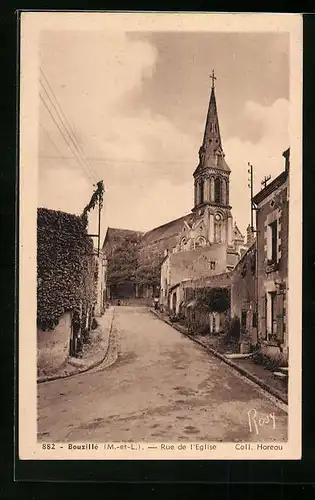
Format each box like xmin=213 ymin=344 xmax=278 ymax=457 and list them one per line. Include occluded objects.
xmin=168 ymin=273 xmax=231 ymax=334
xmin=253 ymin=148 xmax=290 ymax=360
xmin=230 ymin=242 xmax=257 ymax=348
xmin=160 ymin=243 xmax=227 ymax=310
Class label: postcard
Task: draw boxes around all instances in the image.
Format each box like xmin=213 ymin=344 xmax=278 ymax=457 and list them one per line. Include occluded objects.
xmin=19 ymin=11 xmax=302 ymax=460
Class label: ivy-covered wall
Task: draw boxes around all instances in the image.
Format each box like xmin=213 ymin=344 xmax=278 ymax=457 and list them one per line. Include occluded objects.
xmin=37 ymin=208 xmax=97 ymax=336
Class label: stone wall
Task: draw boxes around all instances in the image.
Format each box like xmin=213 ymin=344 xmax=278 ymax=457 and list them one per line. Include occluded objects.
xmin=95 ymin=251 xmax=107 ymax=316
xmin=37 ymin=312 xmax=71 ymax=376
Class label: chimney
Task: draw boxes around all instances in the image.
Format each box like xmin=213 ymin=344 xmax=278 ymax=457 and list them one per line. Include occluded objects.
xmin=283 ymin=148 xmax=290 ymax=172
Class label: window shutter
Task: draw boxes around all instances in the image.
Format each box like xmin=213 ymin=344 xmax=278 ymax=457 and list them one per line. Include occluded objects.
xmin=260 ymin=295 xmax=267 ymax=339
xmin=276 ymin=292 xmax=284 ymax=342
xmin=277 ymin=219 xmax=282 ymax=262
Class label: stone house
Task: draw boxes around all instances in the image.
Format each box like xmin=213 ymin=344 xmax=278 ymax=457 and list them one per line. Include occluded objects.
xmin=168 ymin=273 xmax=231 ymax=333
xmin=160 ymin=243 xmax=227 ymax=311
xmin=252 ymin=148 xmax=290 ymax=361
xmin=230 ymin=242 xmax=257 ymax=349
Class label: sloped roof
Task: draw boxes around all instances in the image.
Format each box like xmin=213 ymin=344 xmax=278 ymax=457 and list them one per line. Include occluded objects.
xmin=252 ymin=170 xmax=288 ymax=206
xmin=233 ymin=223 xmax=244 ymax=241
xmin=142 ymin=214 xmax=191 ymax=245
xmin=102 ymin=227 xmax=143 ymax=248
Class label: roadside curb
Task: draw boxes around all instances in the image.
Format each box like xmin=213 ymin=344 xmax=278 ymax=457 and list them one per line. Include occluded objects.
xmin=150 ymin=308 xmax=288 ymax=406
xmin=37 ymin=308 xmax=115 ymax=384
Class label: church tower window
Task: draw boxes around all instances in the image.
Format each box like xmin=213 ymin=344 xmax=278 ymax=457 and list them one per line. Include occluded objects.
xmin=222 ymin=179 xmax=227 ymax=205
xmin=214 ymin=222 xmax=222 ymax=243
xmin=199 ymin=179 xmax=204 ymax=204
xmin=180 ymin=237 xmax=187 ymax=251
xmin=195 ymin=236 xmax=206 ymax=248
xmin=215 ymin=178 xmax=221 ymax=204
xmin=210 ymin=177 xmax=215 ymax=202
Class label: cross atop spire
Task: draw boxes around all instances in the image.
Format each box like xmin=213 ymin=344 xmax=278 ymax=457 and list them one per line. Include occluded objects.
xmin=210 ymin=69 xmax=216 ymax=90
xmin=194 ymin=72 xmax=231 ymax=175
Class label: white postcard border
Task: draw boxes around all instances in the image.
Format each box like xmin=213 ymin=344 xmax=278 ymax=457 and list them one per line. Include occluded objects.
xmin=18 ymin=11 xmax=302 ymax=461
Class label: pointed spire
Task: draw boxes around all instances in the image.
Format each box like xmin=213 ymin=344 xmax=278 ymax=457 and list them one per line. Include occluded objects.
xmin=197 ymin=71 xmax=230 ymax=173
xmin=202 ymin=72 xmax=222 ymax=147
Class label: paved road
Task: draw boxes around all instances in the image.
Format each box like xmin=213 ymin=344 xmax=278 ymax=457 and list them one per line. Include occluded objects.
xmin=38 ymin=307 xmax=287 ymax=442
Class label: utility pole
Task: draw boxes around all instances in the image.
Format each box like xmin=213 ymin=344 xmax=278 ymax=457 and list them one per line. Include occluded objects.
xmin=85 ymin=180 xmax=104 ymax=257
xmin=247 ymin=162 xmax=256 ymax=232
xmin=247 ymin=163 xmax=260 ymax=333
xmin=97 ymin=192 xmax=102 ymax=257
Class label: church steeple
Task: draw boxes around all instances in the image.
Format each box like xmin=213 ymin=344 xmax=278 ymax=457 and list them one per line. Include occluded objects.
xmin=193 ymin=72 xmax=232 ymax=213
xmin=196 ymin=71 xmax=230 ymax=174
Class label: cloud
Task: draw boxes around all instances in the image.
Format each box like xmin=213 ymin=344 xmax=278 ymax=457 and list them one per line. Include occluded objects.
xmin=104 ymin=178 xmax=192 ymax=232
xmin=225 ymin=98 xmax=289 ymax=234
xmin=38 ymin=31 xmax=289 ymax=240
xmin=39 ymin=30 xmax=198 ymax=239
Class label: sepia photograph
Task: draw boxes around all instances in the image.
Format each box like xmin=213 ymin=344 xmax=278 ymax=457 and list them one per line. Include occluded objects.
xmin=19 ymin=12 xmax=302 ymax=460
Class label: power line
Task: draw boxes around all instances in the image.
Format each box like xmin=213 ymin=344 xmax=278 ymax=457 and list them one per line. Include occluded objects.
xmin=39 ymin=92 xmax=96 ymax=186
xmin=39 ymin=81 xmax=96 ymax=184
xmin=40 ymin=123 xmax=66 ymax=160
xmin=38 ymin=155 xmax=194 ymax=165
xmin=40 ymin=66 xmax=98 ymax=182
xmin=39 ymin=71 xmax=97 ymax=184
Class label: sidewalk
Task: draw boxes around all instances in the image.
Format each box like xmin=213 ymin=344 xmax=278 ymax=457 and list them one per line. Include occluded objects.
xmin=151 ymin=308 xmax=288 ymax=405
xmin=37 ymin=306 xmax=115 ymax=384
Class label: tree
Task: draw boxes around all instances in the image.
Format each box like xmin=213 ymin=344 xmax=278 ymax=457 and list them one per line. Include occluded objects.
xmin=107 ymin=233 xmax=142 ymax=287
xmin=207 ymin=287 xmax=230 ymax=312
xmin=136 ymin=245 xmax=163 ymax=294
xmin=195 ymin=286 xmax=230 ymax=313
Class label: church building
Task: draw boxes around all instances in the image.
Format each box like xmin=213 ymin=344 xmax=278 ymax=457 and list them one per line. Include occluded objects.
xmin=172 ymin=71 xmax=246 ymax=261
xmin=104 ymin=73 xmax=248 ymax=301
xmin=143 ymin=73 xmax=248 ymax=304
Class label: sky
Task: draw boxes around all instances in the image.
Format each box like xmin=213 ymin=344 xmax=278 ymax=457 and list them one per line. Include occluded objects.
xmin=38 ymin=29 xmax=289 ymax=242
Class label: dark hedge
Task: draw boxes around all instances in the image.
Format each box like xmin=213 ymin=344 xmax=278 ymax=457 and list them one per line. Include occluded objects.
xmin=37 ymin=208 xmax=97 ymax=331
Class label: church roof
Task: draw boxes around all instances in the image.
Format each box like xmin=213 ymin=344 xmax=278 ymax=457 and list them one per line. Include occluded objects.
xmin=233 ymin=223 xmax=245 ymax=241
xmin=142 ymin=214 xmax=191 ymax=245
xmin=194 ymin=77 xmax=230 ymax=175
xmin=102 ymin=227 xmax=143 ymax=248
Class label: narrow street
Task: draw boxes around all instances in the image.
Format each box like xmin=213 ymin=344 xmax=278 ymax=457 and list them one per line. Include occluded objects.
xmin=38 ymin=307 xmax=287 ymax=443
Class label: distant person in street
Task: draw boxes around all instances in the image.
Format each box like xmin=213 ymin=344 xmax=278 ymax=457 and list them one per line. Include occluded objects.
xmin=117 ymin=299 xmax=121 ymax=306
xmin=154 ymin=297 xmax=159 ymax=310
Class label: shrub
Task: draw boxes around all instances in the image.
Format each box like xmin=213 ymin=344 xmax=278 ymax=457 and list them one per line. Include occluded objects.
xmin=197 ymin=323 xmax=210 ymax=335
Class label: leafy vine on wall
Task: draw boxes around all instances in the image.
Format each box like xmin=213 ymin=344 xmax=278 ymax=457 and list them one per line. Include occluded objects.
xmin=37 ymin=208 xmax=97 ymax=332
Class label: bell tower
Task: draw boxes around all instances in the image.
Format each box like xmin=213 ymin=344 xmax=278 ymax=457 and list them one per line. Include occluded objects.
xmin=192 ymin=71 xmax=233 ymax=246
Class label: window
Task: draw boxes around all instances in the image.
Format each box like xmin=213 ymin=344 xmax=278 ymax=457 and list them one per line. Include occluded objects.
xmin=195 ymin=236 xmax=206 ymax=248
xmin=241 ymin=311 xmax=247 ymax=332
xmin=180 ymin=238 xmax=187 ymax=251
xmin=252 ymin=312 xmax=257 ymax=328
xmin=199 ymin=179 xmax=204 ymax=204
xmin=268 ymin=220 xmax=278 ymax=262
xmin=270 ymin=291 xmax=277 ymax=337
xmin=214 ymin=223 xmax=222 ymax=243
xmin=221 ymin=179 xmax=226 ymax=205
xmin=214 ymin=178 xmax=221 ymax=203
